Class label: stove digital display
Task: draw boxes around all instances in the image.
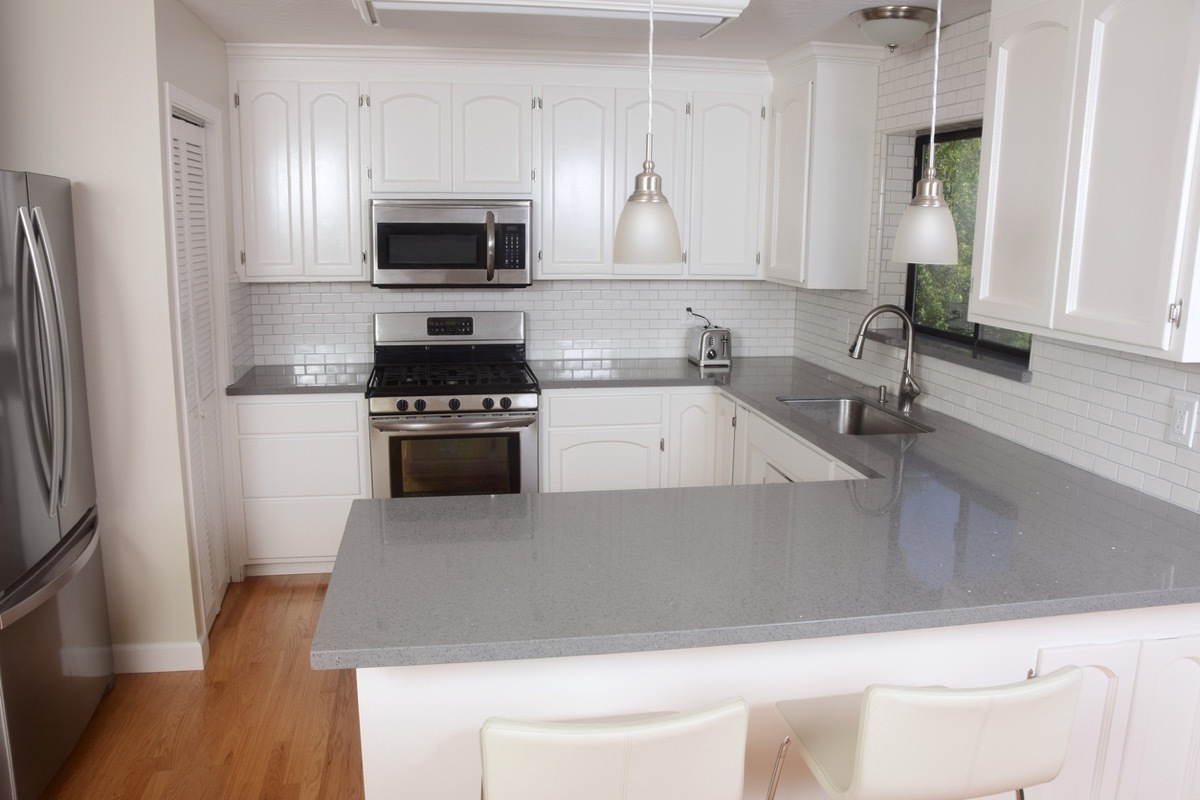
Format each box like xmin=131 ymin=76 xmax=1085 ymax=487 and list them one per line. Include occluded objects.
xmin=427 ymin=317 xmax=473 ymax=336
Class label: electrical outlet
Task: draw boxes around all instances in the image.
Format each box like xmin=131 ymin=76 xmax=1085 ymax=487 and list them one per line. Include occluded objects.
xmin=1168 ymin=392 xmax=1199 ymax=446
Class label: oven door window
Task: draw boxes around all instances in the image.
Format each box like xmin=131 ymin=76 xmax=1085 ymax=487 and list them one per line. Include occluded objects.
xmin=377 ymin=223 xmax=486 ymax=271
xmin=389 ymin=433 xmax=520 ymax=497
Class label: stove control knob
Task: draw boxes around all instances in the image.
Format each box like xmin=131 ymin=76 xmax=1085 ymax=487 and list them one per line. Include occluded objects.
xmin=448 ymin=398 xmax=461 ymax=411
xmin=500 ymin=397 xmax=513 ymax=410
xmin=396 ymin=399 xmax=409 ymax=412
xmin=414 ymin=398 xmax=427 ymax=412
xmin=482 ymin=397 xmax=495 ymax=410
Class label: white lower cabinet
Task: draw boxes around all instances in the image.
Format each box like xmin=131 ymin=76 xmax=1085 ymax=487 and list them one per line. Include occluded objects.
xmin=228 ymin=394 xmax=371 ymax=573
xmin=542 ymin=388 xmax=860 ymax=492
xmin=734 ymin=403 xmax=862 ymax=484
xmin=542 ymin=387 xmax=729 ymax=493
xmin=1034 ymin=634 xmax=1200 ymax=798
xmin=542 ymin=389 xmax=665 ymax=493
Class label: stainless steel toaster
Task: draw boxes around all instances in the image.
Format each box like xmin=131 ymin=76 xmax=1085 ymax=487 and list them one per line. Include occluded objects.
xmin=687 ymin=326 xmax=732 ymax=368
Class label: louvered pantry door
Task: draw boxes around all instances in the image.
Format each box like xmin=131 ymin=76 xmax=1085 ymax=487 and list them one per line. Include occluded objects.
xmin=170 ymin=114 xmax=230 ymax=632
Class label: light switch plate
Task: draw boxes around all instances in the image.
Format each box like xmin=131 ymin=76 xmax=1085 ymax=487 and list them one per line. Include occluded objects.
xmin=1168 ymin=392 xmax=1199 ymax=447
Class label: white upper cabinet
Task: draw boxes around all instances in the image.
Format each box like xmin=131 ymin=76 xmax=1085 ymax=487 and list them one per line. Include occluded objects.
xmin=972 ymin=0 xmax=1200 ymax=360
xmin=538 ymin=86 xmax=766 ymax=280
xmin=538 ymin=86 xmax=617 ymax=277
xmin=688 ymin=92 xmax=764 ymax=278
xmin=369 ymin=82 xmax=452 ymax=193
xmin=370 ymin=82 xmax=532 ymax=195
xmin=234 ymin=80 xmax=365 ymax=282
xmin=612 ymin=88 xmax=689 ymax=277
xmin=765 ymin=45 xmax=880 ymax=290
xmin=453 ymin=85 xmax=533 ymax=194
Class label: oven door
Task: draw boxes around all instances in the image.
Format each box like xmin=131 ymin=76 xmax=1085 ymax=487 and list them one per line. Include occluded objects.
xmin=369 ymin=412 xmax=538 ymax=498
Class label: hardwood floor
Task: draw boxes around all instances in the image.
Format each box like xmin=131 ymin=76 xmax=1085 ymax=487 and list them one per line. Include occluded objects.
xmin=42 ymin=575 xmax=364 ymax=800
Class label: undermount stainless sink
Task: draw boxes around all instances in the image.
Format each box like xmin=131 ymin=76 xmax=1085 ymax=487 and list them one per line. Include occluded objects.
xmin=779 ymin=397 xmax=934 ymax=436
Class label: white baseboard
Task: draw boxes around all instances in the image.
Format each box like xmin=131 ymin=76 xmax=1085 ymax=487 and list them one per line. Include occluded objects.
xmin=245 ymin=560 xmax=334 ymax=576
xmin=113 ymin=639 xmax=206 ymax=673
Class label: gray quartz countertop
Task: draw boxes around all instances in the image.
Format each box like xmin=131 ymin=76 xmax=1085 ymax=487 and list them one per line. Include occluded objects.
xmin=311 ymin=357 xmax=1200 ymax=670
xmin=225 ymin=363 xmax=372 ymax=395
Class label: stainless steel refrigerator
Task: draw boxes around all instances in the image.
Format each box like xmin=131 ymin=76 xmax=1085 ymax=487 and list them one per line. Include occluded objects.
xmin=0 ymin=170 xmax=113 ymax=799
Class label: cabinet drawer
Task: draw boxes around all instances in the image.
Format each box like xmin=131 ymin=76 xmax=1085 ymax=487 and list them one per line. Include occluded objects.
xmin=236 ymin=399 xmax=361 ymax=435
xmin=749 ymin=414 xmax=862 ymax=482
xmin=243 ymin=498 xmax=352 ymax=561
xmin=547 ymin=392 xmax=662 ymax=428
xmin=239 ymin=435 xmax=364 ymax=498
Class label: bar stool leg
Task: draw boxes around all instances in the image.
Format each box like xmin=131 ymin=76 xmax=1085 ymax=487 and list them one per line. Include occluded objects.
xmin=765 ymin=737 xmax=791 ymax=800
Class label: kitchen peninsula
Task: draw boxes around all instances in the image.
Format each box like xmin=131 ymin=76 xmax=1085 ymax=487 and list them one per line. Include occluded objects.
xmin=310 ymin=358 xmax=1200 ymax=799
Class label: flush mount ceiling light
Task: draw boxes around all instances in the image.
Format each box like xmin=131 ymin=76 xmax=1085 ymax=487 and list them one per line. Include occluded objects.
xmin=850 ymin=5 xmax=936 ymax=52
xmin=890 ymin=0 xmax=958 ymax=265
xmin=612 ymin=0 xmax=682 ymax=265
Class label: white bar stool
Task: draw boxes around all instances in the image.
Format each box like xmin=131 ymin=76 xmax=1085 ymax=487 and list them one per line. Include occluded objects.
xmin=765 ymin=666 xmax=1083 ymax=800
xmin=480 ymin=696 xmax=749 ymax=800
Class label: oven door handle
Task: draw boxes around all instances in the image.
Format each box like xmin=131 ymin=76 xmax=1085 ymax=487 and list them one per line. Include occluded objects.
xmin=371 ymin=416 xmax=536 ymax=433
xmin=485 ymin=210 xmax=496 ymax=282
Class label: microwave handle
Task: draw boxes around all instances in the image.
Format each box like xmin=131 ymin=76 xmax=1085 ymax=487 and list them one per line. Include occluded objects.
xmin=485 ymin=210 xmax=496 ymax=282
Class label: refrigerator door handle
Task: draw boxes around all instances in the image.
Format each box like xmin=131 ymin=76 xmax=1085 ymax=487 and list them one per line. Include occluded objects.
xmin=15 ymin=206 xmax=62 ymax=515
xmin=0 ymin=507 xmax=99 ymax=629
xmin=33 ymin=206 xmax=72 ymax=509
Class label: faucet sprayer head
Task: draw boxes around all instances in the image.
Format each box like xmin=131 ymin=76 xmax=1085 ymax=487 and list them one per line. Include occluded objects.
xmin=849 ymin=335 xmax=866 ymax=359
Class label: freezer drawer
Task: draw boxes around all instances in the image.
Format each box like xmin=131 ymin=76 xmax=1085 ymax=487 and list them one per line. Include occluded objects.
xmin=0 ymin=513 xmax=112 ymax=800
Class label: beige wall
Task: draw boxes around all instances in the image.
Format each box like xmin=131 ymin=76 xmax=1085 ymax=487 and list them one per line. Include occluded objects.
xmin=0 ymin=0 xmax=201 ymax=660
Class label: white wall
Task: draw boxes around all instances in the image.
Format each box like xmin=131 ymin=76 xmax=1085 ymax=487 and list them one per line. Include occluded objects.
xmin=791 ymin=12 xmax=1200 ymax=514
xmin=0 ymin=0 xmax=211 ymax=670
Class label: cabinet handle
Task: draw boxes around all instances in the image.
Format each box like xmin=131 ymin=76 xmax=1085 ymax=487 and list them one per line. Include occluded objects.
xmin=660 ymin=438 xmax=665 ymax=452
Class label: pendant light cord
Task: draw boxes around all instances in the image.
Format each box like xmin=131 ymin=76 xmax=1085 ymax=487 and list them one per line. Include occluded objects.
xmin=647 ymin=0 xmax=655 ymax=141
xmin=929 ymin=0 xmax=941 ymax=174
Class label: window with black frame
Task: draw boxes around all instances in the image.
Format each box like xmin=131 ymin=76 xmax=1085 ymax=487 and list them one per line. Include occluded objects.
xmin=903 ymin=127 xmax=1031 ymax=362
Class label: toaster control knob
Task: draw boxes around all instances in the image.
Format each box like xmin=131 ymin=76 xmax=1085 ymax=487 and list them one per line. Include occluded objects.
xmin=414 ymin=398 xmax=427 ymax=412
xmin=396 ymin=399 xmax=409 ymax=412
xmin=448 ymin=398 xmax=461 ymax=411
xmin=500 ymin=397 xmax=513 ymax=410
xmin=707 ymin=349 xmax=718 ymax=360
xmin=482 ymin=397 xmax=495 ymax=410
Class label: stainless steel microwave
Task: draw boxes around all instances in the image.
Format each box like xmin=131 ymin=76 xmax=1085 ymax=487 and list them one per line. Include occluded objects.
xmin=371 ymin=199 xmax=532 ymax=288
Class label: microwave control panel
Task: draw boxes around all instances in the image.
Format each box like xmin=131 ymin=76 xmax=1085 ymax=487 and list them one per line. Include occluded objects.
xmin=499 ymin=224 xmax=525 ymax=269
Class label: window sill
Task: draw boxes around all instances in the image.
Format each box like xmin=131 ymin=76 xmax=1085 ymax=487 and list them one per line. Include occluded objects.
xmin=863 ymin=330 xmax=1032 ymax=383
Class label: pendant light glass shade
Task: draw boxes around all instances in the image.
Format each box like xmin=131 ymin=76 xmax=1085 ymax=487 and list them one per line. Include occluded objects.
xmin=613 ymin=0 xmax=682 ymax=265
xmin=891 ymin=168 xmax=958 ymax=264
xmin=890 ymin=0 xmax=958 ymax=265
xmin=614 ymin=137 xmax=681 ymax=264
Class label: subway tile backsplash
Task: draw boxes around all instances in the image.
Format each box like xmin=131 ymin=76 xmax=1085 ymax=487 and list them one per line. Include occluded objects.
xmin=239 ymin=279 xmax=797 ymax=366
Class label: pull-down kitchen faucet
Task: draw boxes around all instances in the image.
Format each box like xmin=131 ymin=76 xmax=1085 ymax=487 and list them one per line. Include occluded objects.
xmin=849 ymin=304 xmax=921 ymax=413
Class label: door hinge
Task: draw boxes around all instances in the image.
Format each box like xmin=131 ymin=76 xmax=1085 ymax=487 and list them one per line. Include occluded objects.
xmin=239 ymin=250 xmax=246 ymax=265
xmin=1170 ymin=299 xmax=1184 ymax=328
xmin=233 ymin=92 xmax=239 ymax=109
xmin=660 ymin=438 xmax=665 ymax=452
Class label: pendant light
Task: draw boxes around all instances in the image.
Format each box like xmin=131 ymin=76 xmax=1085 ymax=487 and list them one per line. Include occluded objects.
xmin=613 ymin=0 xmax=682 ymax=265
xmin=891 ymin=0 xmax=958 ymax=265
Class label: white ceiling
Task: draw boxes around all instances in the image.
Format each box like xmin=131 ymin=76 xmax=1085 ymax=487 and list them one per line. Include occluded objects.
xmin=178 ymin=0 xmax=990 ymax=60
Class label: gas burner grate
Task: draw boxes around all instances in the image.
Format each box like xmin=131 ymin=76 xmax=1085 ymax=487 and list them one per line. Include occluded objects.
xmin=370 ymin=362 xmax=537 ymax=393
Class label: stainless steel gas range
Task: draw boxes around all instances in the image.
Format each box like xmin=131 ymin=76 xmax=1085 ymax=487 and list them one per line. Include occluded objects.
xmin=367 ymin=311 xmax=539 ymax=498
